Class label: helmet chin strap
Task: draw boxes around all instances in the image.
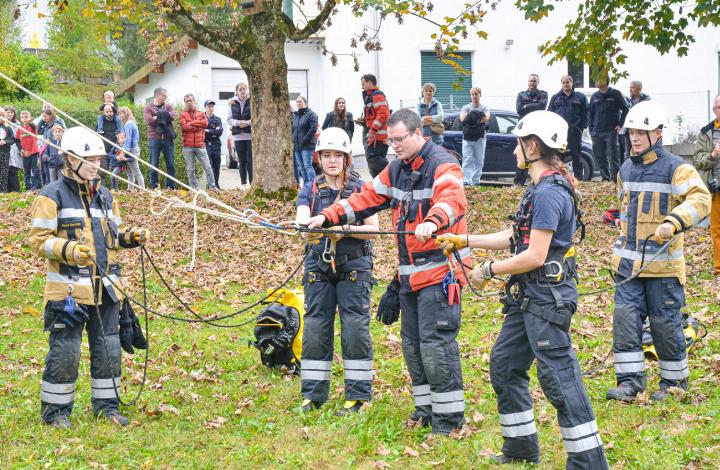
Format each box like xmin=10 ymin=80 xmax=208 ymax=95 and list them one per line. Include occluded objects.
xmin=519 ymin=139 xmax=540 ymax=170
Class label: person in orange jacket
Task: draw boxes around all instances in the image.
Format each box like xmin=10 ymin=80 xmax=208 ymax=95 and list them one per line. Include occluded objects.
xmin=180 ymin=94 xmax=217 ymax=190
xmin=308 ymin=108 xmax=470 ymax=435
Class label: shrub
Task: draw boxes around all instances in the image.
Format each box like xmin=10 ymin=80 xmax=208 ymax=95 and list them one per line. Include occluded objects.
xmin=2 ymin=93 xmax=192 ymax=188
xmin=0 ymin=44 xmax=52 ymax=101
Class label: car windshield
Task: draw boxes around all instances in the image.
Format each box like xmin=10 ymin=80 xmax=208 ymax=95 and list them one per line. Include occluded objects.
xmin=495 ymin=114 xmax=519 ymax=134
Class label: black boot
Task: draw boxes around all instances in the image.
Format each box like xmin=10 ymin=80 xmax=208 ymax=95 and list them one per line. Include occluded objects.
xmin=335 ymin=400 xmax=364 ymax=416
xmin=101 ymin=410 xmax=129 ymax=427
xmin=301 ymin=399 xmax=323 ymax=412
xmin=46 ymin=414 xmax=72 ymax=429
xmin=606 ymin=384 xmax=639 ymax=402
xmin=490 ymin=453 xmax=540 ymax=465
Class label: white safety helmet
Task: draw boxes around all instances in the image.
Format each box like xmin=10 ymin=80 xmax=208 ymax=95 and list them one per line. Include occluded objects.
xmin=316 ymin=127 xmax=352 ymax=155
xmin=512 ymin=110 xmax=569 ymax=150
xmin=61 ymin=126 xmax=106 ymax=157
xmin=624 ymin=100 xmax=666 ymax=131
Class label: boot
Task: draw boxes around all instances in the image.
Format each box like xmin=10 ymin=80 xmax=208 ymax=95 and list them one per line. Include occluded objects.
xmin=47 ymin=414 xmax=72 ymax=429
xmin=335 ymin=400 xmax=364 ymax=416
xmin=301 ymin=399 xmax=323 ymax=412
xmin=406 ymin=410 xmax=431 ymax=428
xmin=606 ymin=384 xmax=639 ymax=402
xmin=490 ymin=453 xmax=540 ymax=465
xmin=101 ymin=410 xmax=129 ymax=427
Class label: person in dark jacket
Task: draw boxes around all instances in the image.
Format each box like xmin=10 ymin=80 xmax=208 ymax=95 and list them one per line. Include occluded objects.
xmin=619 ymin=80 xmax=651 ymax=157
xmin=204 ymin=99 xmax=223 ymax=189
xmin=143 ymin=87 xmax=177 ymax=190
xmin=0 ymin=106 xmax=16 ymax=193
xmin=96 ymin=104 xmax=122 ymax=187
xmin=322 ymin=97 xmax=354 ymax=141
xmin=38 ymin=108 xmax=66 ymax=186
xmin=588 ymin=79 xmax=629 ymax=181
xmin=227 ymin=83 xmax=253 ymax=186
xmin=4 ymin=106 xmax=22 ymax=192
xmin=548 ymin=75 xmax=588 ymax=180
xmin=41 ymin=124 xmax=66 ymax=183
xmin=292 ymin=96 xmax=319 ymax=186
xmin=460 ymin=86 xmax=491 ymax=185
xmin=514 ymin=74 xmax=548 ymax=185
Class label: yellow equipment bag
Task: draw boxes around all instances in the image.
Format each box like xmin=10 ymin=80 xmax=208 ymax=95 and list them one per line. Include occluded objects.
xmin=251 ymin=289 xmax=304 ymax=374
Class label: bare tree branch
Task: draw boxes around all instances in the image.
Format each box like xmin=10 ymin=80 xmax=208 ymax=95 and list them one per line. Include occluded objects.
xmin=287 ymin=0 xmax=337 ymax=41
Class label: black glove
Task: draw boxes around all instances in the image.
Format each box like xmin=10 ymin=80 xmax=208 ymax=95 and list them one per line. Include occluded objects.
xmin=376 ymin=275 xmax=401 ymax=325
xmin=119 ymin=298 xmax=147 ymax=354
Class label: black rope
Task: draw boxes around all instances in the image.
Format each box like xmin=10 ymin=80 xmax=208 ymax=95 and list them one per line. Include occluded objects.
xmin=87 ymin=247 xmax=307 ymax=325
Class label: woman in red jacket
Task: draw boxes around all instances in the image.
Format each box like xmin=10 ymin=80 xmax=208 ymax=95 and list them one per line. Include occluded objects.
xmin=15 ymin=110 xmax=42 ymax=190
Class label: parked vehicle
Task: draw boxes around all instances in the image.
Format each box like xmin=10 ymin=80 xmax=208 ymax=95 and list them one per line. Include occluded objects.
xmin=441 ymin=110 xmax=596 ymax=181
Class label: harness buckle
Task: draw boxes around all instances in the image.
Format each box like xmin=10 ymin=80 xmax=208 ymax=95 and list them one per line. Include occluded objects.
xmin=543 ymin=261 xmax=563 ymax=279
xmin=348 ymin=271 xmax=358 ymax=282
xmin=321 ymin=238 xmax=337 ymax=274
xmin=308 ymin=272 xmax=317 ymax=283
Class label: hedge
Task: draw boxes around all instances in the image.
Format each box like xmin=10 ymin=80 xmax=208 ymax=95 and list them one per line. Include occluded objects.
xmin=2 ymin=93 xmax=196 ymax=189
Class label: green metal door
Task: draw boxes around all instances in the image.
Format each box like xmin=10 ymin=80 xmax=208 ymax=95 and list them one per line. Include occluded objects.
xmin=420 ymin=51 xmax=472 ymax=111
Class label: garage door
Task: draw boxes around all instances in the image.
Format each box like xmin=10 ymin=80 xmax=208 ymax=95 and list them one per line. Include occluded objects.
xmin=210 ymin=68 xmax=308 ymax=164
xmin=420 ymin=51 xmax=472 ymax=111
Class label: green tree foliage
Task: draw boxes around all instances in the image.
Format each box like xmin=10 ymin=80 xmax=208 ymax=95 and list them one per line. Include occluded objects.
xmin=516 ymin=0 xmax=720 ymax=82
xmin=45 ymin=0 xmax=117 ymax=81
xmin=115 ymin=22 xmax=150 ymax=79
xmin=0 ymin=0 xmax=51 ymax=101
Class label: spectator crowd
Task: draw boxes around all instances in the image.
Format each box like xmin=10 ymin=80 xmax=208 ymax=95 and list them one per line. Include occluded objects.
xmin=0 ymin=77 xmax=718 ymax=278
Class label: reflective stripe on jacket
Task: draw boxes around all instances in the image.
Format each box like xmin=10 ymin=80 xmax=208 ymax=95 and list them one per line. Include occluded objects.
xmin=613 ymin=142 xmax=711 ymax=284
xmin=28 ymin=174 xmax=141 ymax=304
xmin=321 ymin=139 xmax=470 ymax=291
xmin=363 ymin=88 xmax=390 ymax=143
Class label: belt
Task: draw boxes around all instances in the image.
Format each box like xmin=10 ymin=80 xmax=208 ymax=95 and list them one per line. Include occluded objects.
xmin=310 ymin=243 xmax=371 ymax=267
xmin=521 ymin=259 xmax=577 ymax=285
xmin=303 ymin=270 xmax=376 ymax=284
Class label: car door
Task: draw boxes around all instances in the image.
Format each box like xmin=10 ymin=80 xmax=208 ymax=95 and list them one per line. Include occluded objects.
xmin=484 ymin=112 xmax=519 ymax=178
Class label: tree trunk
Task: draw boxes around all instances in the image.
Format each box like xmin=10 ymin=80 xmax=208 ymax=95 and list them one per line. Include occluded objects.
xmin=240 ymin=30 xmax=295 ymax=193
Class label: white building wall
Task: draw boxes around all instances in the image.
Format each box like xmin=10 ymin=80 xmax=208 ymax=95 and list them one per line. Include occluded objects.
xmin=89 ymin=1 xmax=718 ymax=150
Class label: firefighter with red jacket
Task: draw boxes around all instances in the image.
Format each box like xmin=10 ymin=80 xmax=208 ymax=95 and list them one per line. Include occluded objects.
xmin=308 ymin=108 xmax=470 ymax=435
xmin=361 ymin=73 xmax=391 ymax=178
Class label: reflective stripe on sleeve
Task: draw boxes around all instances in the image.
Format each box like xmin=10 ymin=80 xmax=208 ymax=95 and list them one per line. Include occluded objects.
xmin=338 ymin=199 xmax=356 ymax=225
xmin=44 ymin=238 xmax=60 ymax=258
xmin=434 ymin=202 xmax=455 ymax=226
xmin=432 ymin=174 xmax=463 ymax=191
xmin=32 ymin=218 xmax=58 ymax=230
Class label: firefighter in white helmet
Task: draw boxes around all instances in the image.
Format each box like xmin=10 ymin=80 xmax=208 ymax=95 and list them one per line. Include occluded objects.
xmin=437 ymin=111 xmax=609 ymax=467
xmin=295 ymin=127 xmax=379 ymax=415
xmin=606 ymin=100 xmax=710 ymax=403
xmin=28 ymin=126 xmax=149 ymax=428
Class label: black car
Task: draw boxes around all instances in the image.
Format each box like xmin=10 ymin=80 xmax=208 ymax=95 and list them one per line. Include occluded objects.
xmin=441 ymin=110 xmax=596 ymax=181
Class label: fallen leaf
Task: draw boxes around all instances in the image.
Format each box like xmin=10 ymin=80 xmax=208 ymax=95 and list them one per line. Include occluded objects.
xmin=377 ymin=444 xmax=390 ymax=457
xmin=204 ymin=416 xmax=227 ymax=429
xmin=403 ymin=446 xmax=419 ymax=457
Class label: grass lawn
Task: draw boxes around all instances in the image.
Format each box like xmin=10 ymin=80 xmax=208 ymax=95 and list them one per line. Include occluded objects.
xmin=1 ymin=184 xmax=719 ymax=469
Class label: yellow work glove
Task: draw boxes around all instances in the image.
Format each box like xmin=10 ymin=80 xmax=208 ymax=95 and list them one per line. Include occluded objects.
xmin=303 ymin=230 xmax=324 ymax=245
xmin=654 ymin=222 xmax=676 ymax=243
xmin=435 ymin=233 xmax=468 ymax=256
xmin=132 ymin=228 xmax=150 ymax=245
xmin=72 ymin=244 xmax=93 ymax=266
xmin=469 ymin=260 xmax=494 ymax=290
xmin=325 ymin=226 xmax=346 ymax=243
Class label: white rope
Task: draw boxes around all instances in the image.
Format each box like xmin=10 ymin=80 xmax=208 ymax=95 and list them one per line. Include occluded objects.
xmin=0 ymin=70 xmax=246 ymax=220
xmin=2 ymin=118 xmax=295 ymax=228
